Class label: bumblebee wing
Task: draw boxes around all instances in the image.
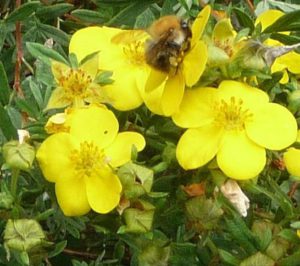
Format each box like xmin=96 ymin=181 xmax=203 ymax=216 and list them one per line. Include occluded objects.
xmin=111 ymin=29 xmax=148 ymax=45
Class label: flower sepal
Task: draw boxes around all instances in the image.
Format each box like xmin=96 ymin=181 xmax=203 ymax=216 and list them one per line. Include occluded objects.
xmin=3 ymin=141 xmax=35 ymax=171
xmin=118 ymin=200 xmax=155 ymax=233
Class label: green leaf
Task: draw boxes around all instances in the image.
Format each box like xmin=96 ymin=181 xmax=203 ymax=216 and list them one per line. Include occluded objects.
xmin=278 ymin=229 xmax=300 ymax=244
xmin=268 ymin=0 xmax=300 ymax=12
xmin=135 ymin=8 xmax=155 ymax=28
xmin=0 ymin=60 xmax=11 ymax=105
xmin=0 ymin=104 xmax=17 ymax=140
xmin=36 ymin=3 xmax=73 ymax=19
xmin=106 ymin=0 xmax=155 ymax=27
xmin=29 ymin=79 xmax=43 ymax=109
xmin=71 ymin=9 xmax=107 ymax=23
xmin=15 ymin=98 xmax=40 ymax=119
xmin=0 ymin=21 xmax=7 ymax=53
xmin=26 ymin=42 xmax=69 ymax=65
xmin=270 ymin=33 xmax=300 ymax=45
xmin=218 ymin=249 xmax=240 ymax=266
xmin=278 ymin=250 xmax=300 ymax=266
xmin=6 ymin=2 xmax=41 ymax=23
xmin=240 ymin=252 xmax=274 ymax=266
xmin=48 ymin=240 xmax=67 ymax=258
xmin=161 ymin=0 xmax=178 ymax=16
xmin=263 ymin=10 xmax=300 ymax=33
xmin=232 ymin=8 xmax=255 ymax=33
xmin=37 ymin=23 xmax=70 ymax=47
xmin=6 ymin=106 xmax=22 ymax=129
xmin=94 ymin=71 xmax=114 ymax=85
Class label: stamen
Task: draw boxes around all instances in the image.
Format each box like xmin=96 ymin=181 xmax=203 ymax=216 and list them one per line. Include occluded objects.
xmin=123 ymin=41 xmax=145 ymax=65
xmin=214 ymin=97 xmax=253 ymax=130
xmin=70 ymin=142 xmax=107 ymax=178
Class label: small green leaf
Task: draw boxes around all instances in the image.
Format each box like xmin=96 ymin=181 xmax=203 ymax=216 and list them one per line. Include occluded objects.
xmin=219 ymin=249 xmax=240 ymax=266
xmin=94 ymin=71 xmax=114 ymax=85
xmin=37 ymin=23 xmax=70 ymax=47
xmin=36 ymin=3 xmax=73 ymax=19
xmin=29 ymin=79 xmax=44 ymax=109
xmin=263 ymin=9 xmax=300 ymax=33
xmin=69 ymin=53 xmax=79 ymax=69
xmin=26 ymin=42 xmax=69 ymax=65
xmin=0 ymin=104 xmax=17 ymax=140
xmin=71 ymin=9 xmax=107 ymax=23
xmin=6 ymin=2 xmax=41 ymax=23
xmin=48 ymin=240 xmax=67 ymax=258
xmin=0 ymin=21 xmax=7 ymax=52
xmin=0 ymin=61 xmax=11 ymax=105
xmin=135 ymin=8 xmax=155 ymax=28
xmin=240 ymin=252 xmax=274 ymax=266
xmin=232 ymin=8 xmax=255 ymax=33
xmin=278 ymin=250 xmax=300 ymax=266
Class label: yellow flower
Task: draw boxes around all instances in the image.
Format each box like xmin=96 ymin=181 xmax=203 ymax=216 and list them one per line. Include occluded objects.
xmin=69 ymin=26 xmax=148 ymax=111
xmin=256 ymin=10 xmax=300 ymax=84
xmin=283 ymin=147 xmax=300 ymax=178
xmin=141 ymin=6 xmax=211 ymax=116
xmin=47 ymin=54 xmax=107 ymax=109
xmin=173 ymin=80 xmax=297 ymax=180
xmin=36 ymin=105 xmax=145 ymax=216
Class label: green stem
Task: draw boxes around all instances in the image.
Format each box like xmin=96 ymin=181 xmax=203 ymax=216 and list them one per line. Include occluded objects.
xmin=206 ymin=236 xmax=218 ymax=256
xmin=10 ymin=169 xmax=20 ymax=198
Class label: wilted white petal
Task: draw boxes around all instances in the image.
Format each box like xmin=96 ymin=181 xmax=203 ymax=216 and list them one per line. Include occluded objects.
xmin=220 ymin=179 xmax=250 ymax=217
xmin=17 ymin=129 xmax=30 ymax=144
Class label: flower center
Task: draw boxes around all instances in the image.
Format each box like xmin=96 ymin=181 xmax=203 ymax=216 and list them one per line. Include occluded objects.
xmin=123 ymin=41 xmax=145 ymax=65
xmin=214 ymin=39 xmax=233 ymax=57
xmin=214 ymin=97 xmax=253 ymax=130
xmin=58 ymin=69 xmax=93 ymax=101
xmin=70 ymin=142 xmax=108 ymax=178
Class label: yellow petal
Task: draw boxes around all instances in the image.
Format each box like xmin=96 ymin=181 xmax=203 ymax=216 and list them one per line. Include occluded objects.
xmin=140 ymin=82 xmax=165 ymax=115
xmin=191 ymin=5 xmax=211 ymax=47
xmin=246 ymin=103 xmax=297 ymax=150
xmin=283 ymin=148 xmax=300 ymax=177
xmin=172 ymin=87 xmax=217 ymax=128
xmin=217 ymin=130 xmax=266 ymax=180
xmin=102 ymin=67 xmax=143 ymax=111
xmin=255 ymin=9 xmax=284 ymax=31
xmin=36 ymin=133 xmax=78 ymax=182
xmin=161 ymin=72 xmax=185 ymax=116
xmin=212 ymin=19 xmax=236 ymax=46
xmin=51 ymin=61 xmax=69 ymax=82
xmin=271 ymin=60 xmax=289 ymax=84
xmin=145 ymin=68 xmax=167 ymax=93
xmin=67 ymin=106 xmax=119 ymax=149
xmin=46 ymin=87 xmax=70 ymax=110
xmin=55 ymin=177 xmax=90 ymax=216
xmin=104 ymin=132 xmax=145 ymax=167
xmin=69 ymin=26 xmax=122 ymax=62
xmin=183 ymin=40 xmax=208 ymax=87
xmin=176 ymin=124 xmax=223 ymax=170
xmin=276 ymin=51 xmax=300 ymax=74
xmin=218 ymin=80 xmax=269 ymax=110
xmin=80 ymin=52 xmax=99 ymax=79
xmin=85 ymin=171 xmax=122 ymax=213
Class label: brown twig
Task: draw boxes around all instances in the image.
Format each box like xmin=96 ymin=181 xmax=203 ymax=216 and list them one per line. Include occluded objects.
xmin=63 ymin=248 xmax=99 ymax=259
xmin=14 ymin=0 xmax=24 ymax=97
xmin=245 ymin=0 xmax=255 ymax=14
xmin=288 ymin=182 xmax=299 ymax=198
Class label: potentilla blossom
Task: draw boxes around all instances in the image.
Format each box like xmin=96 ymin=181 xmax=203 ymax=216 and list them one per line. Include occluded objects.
xmin=47 ymin=55 xmax=107 ymax=109
xmin=256 ymin=9 xmax=300 ymax=84
xmin=141 ymin=6 xmax=211 ymax=116
xmin=36 ymin=105 xmax=145 ymax=216
xmin=69 ymin=26 xmax=148 ymax=111
xmin=283 ymin=131 xmax=300 ymax=178
xmin=173 ymin=80 xmax=297 ymax=180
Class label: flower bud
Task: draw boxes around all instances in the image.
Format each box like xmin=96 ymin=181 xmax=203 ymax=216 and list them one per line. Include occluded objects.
xmin=3 ymin=141 xmax=35 ymax=171
xmin=118 ymin=200 xmax=155 ymax=233
xmin=4 ymin=219 xmax=46 ymax=253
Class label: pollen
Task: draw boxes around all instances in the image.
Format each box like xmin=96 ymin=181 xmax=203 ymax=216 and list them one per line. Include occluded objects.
xmin=58 ymin=69 xmax=93 ymax=101
xmin=70 ymin=142 xmax=107 ymax=178
xmin=123 ymin=41 xmax=145 ymax=65
xmin=214 ymin=97 xmax=253 ymax=130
